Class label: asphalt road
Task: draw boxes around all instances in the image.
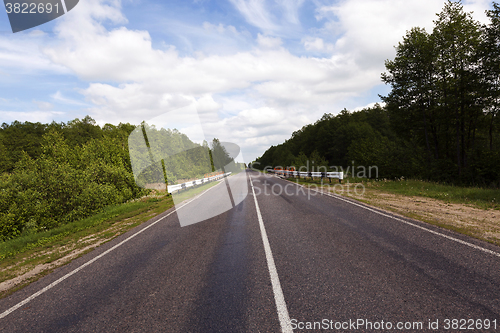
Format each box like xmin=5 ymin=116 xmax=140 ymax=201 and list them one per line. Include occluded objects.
xmin=1 ymin=170 xmax=499 ymax=332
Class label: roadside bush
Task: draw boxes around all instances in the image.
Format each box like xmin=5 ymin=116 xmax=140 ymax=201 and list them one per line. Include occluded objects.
xmin=0 ymin=130 xmax=147 ymax=241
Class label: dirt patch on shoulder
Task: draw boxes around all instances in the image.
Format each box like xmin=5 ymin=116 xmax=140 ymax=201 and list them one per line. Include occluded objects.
xmin=339 ymin=185 xmax=500 ymax=245
xmin=0 ymin=217 xmax=137 ymax=296
xmin=0 ymin=240 xmax=105 ymax=293
xmin=0 ymin=239 xmax=107 ymax=294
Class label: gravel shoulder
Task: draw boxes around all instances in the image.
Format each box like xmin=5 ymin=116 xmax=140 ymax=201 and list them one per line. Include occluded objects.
xmin=330 ymin=183 xmax=500 ymax=246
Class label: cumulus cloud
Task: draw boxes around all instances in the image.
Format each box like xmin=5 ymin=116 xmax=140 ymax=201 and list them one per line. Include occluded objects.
xmin=51 ymin=91 xmax=91 ymax=106
xmin=303 ymin=37 xmax=327 ymax=51
xmin=257 ymin=34 xmax=283 ymax=48
xmin=0 ymin=111 xmax=64 ymax=123
xmin=2 ymin=0 xmax=494 ymax=161
xmin=33 ymin=100 xmax=54 ymax=111
xmin=0 ymin=31 xmax=67 ymax=74
xmin=318 ymin=0 xmax=491 ymax=70
xmin=203 ymin=22 xmax=238 ymax=35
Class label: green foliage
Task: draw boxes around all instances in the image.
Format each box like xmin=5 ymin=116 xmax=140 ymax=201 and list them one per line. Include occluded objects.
xmin=254 ymin=104 xmax=395 ymax=174
xmin=255 ymin=1 xmax=500 ymax=188
xmin=0 ymin=115 xmax=239 ymax=242
xmin=371 ymin=179 xmax=499 ymax=210
xmin=0 ymin=118 xmax=147 ymax=242
xmin=128 ymin=123 xmax=215 ymax=185
xmin=0 ymin=194 xmax=173 ymax=261
xmin=381 ymin=0 xmax=500 ymax=184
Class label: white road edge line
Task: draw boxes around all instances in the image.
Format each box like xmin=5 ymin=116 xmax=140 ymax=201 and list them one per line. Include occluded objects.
xmin=276 ymin=175 xmax=500 ymax=258
xmin=328 ymin=191 xmax=500 ymax=258
xmin=0 ymin=182 xmax=224 ymax=319
xmin=249 ymin=176 xmax=293 ymax=333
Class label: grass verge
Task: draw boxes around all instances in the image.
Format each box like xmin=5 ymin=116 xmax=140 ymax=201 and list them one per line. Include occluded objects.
xmin=0 ymin=192 xmax=175 ymax=299
xmin=273 ymin=173 xmax=500 ymax=247
xmin=283 ymin=175 xmax=499 ymax=210
xmin=172 ymin=178 xmax=222 ymax=203
xmin=365 ymin=178 xmax=499 ymax=210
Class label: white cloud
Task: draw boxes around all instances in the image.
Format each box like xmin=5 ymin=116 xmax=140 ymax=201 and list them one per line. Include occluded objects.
xmin=33 ymin=100 xmax=54 ymax=111
xmin=353 ymin=102 xmax=385 ymax=112
xmin=0 ymin=32 xmax=67 ymax=74
xmin=302 ymin=37 xmax=335 ymax=53
xmin=195 ymin=94 xmax=223 ymax=114
xmin=51 ymin=91 xmax=91 ymax=106
xmin=203 ymin=22 xmax=239 ymax=35
xmin=318 ymin=0 xmax=492 ymax=71
xmin=2 ymin=0 xmax=494 ymax=161
xmin=257 ymin=34 xmax=283 ymax=48
xmin=228 ymin=0 xmax=280 ymax=33
xmin=275 ymin=0 xmax=305 ymax=24
xmin=303 ymin=37 xmax=324 ymax=51
xmin=41 ymin=0 xmax=449 ymax=159
xmin=463 ymin=0 xmax=492 ymax=23
xmin=0 ymin=111 xmax=64 ymax=123
xmin=228 ymin=0 xmax=305 ymax=36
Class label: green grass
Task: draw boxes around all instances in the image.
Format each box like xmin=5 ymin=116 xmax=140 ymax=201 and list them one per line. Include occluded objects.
xmin=287 ymin=174 xmax=499 ymax=210
xmin=172 ymin=179 xmax=222 ymax=203
xmin=368 ymin=179 xmax=499 ymax=210
xmin=0 ymin=194 xmax=174 ymax=262
xmin=0 ymin=193 xmax=175 ymax=298
xmin=274 ymin=174 xmax=500 ymax=247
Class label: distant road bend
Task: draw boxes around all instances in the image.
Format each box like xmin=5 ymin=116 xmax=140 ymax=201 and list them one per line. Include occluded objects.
xmin=1 ymin=170 xmax=499 ymax=332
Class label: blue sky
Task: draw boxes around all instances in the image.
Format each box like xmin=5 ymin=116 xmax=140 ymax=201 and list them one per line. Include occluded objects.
xmin=0 ymin=0 xmax=493 ymax=161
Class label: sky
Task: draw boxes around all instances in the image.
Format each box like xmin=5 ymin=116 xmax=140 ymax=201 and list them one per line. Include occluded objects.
xmin=0 ymin=0 xmax=494 ymax=162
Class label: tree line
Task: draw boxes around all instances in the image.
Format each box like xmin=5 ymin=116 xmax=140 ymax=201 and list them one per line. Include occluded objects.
xmin=253 ymin=1 xmax=500 ymax=187
xmin=128 ymin=123 xmax=239 ymax=187
xmin=0 ymin=116 xmax=235 ymax=241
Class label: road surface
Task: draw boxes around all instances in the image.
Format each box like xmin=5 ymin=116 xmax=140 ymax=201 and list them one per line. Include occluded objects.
xmin=1 ymin=170 xmax=499 ymax=332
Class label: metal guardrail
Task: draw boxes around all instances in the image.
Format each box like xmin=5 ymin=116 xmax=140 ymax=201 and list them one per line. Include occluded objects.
xmin=167 ymin=172 xmax=232 ymax=193
xmin=267 ymin=169 xmax=343 ymax=183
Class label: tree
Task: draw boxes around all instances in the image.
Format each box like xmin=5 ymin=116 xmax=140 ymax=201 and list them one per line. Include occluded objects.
xmin=381 ymin=27 xmax=438 ymax=165
xmin=381 ymin=0 xmax=488 ymax=182
xmin=432 ymin=0 xmax=483 ymax=177
xmin=210 ymin=138 xmax=233 ymax=171
xmin=481 ymin=2 xmax=500 ymax=151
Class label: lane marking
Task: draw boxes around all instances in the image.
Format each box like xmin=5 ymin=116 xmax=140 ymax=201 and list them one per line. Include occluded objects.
xmin=249 ymin=176 xmax=293 ymax=333
xmin=270 ymin=174 xmax=500 ymax=258
xmin=327 ymin=191 xmax=500 ymax=258
xmin=0 ymin=183 xmax=224 ymax=319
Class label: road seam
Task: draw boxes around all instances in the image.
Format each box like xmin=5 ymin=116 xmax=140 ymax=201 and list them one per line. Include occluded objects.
xmin=274 ymin=174 xmax=500 ymax=258
xmin=249 ymin=176 xmax=293 ymax=333
xmin=0 ymin=182 xmax=224 ymax=319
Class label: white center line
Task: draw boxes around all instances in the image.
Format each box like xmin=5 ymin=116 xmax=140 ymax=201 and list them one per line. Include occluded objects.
xmin=249 ymin=175 xmax=293 ymax=333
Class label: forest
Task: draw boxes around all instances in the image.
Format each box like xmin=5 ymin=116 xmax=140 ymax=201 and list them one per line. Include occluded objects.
xmin=0 ymin=116 xmax=234 ymax=241
xmin=253 ymin=1 xmax=500 ymax=187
